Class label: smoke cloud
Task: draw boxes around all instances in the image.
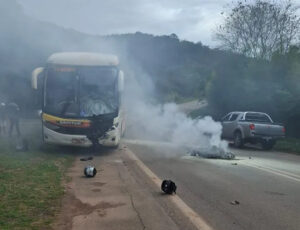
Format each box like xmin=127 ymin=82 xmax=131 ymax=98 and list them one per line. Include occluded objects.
xmin=124 ymin=68 xmax=228 ymax=152
xmin=0 ymin=0 xmax=228 ymax=154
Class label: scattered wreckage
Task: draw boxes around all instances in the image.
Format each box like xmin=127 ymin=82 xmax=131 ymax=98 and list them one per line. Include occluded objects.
xmin=161 ymin=180 xmax=177 ymax=194
xmin=80 ymin=156 xmax=93 ymax=161
xmin=84 ymin=166 xmax=97 ymax=177
xmin=188 ymin=146 xmax=235 ymax=160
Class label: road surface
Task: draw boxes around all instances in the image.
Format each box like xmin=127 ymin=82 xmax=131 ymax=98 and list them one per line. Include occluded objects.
xmin=54 ymin=145 xmax=201 ymax=230
xmin=125 ymin=140 xmax=300 ymax=230
xmin=22 ymin=114 xmax=300 ymax=229
xmin=55 ymin=137 xmax=300 ymax=230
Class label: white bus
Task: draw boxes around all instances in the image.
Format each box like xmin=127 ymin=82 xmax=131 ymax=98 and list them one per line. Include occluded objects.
xmin=32 ymin=52 xmax=125 ymax=147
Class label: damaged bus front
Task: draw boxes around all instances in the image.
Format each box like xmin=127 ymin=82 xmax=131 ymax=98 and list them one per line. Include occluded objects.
xmin=32 ymin=52 xmax=125 ymax=147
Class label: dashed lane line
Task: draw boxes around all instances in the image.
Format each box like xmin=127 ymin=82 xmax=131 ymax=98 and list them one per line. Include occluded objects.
xmin=239 ymin=161 xmax=300 ymax=183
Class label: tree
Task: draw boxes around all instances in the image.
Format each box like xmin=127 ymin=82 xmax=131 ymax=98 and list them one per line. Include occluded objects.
xmin=215 ymin=0 xmax=300 ymax=59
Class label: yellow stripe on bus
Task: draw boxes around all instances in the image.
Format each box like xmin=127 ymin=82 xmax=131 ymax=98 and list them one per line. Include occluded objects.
xmin=42 ymin=113 xmax=91 ymax=128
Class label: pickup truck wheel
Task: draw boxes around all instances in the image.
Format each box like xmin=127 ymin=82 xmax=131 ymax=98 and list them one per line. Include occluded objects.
xmin=261 ymin=140 xmax=276 ymax=150
xmin=234 ymin=131 xmax=244 ymax=148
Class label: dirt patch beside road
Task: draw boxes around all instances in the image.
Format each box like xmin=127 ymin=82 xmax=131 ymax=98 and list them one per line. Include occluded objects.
xmin=54 ymin=191 xmax=125 ymax=230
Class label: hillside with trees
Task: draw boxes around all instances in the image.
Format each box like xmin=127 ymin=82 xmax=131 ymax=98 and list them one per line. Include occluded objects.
xmin=0 ymin=0 xmax=300 ymax=137
xmin=0 ymin=0 xmax=227 ymax=106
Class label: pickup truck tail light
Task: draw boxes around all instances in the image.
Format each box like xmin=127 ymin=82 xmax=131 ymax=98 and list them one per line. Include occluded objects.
xmin=249 ymin=124 xmax=255 ymax=130
xmin=282 ymin=127 xmax=286 ymax=133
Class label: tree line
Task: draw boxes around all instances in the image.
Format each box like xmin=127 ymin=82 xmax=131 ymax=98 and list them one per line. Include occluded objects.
xmin=207 ymin=0 xmax=300 ymax=137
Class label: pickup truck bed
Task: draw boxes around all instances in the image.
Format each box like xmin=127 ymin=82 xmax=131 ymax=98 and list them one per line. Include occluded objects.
xmin=240 ymin=120 xmax=284 ymax=137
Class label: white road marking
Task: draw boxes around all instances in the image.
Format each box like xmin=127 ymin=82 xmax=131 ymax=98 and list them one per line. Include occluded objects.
xmin=240 ymin=161 xmax=300 ymax=183
xmin=125 ymin=148 xmax=214 ymax=230
xmin=123 ymin=139 xmax=178 ymax=148
xmin=183 ymin=154 xmax=300 ymax=183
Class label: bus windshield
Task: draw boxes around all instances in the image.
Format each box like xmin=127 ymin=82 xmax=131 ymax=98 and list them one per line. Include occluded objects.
xmin=80 ymin=67 xmax=118 ymax=117
xmin=44 ymin=66 xmax=118 ymax=118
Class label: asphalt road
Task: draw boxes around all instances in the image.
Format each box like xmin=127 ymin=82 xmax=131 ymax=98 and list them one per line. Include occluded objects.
xmin=20 ymin=116 xmax=300 ymax=229
xmin=125 ymin=140 xmax=300 ymax=230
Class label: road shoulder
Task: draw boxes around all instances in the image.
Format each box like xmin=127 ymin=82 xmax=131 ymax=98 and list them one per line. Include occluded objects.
xmin=53 ymin=145 xmax=196 ymax=230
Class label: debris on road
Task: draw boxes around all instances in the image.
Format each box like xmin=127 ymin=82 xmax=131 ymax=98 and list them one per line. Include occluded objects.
xmin=161 ymin=180 xmax=177 ymax=194
xmin=80 ymin=156 xmax=94 ymax=161
xmin=230 ymin=200 xmax=240 ymax=205
xmin=84 ymin=166 xmax=97 ymax=177
xmin=232 ymin=163 xmax=238 ymax=165
xmin=188 ymin=146 xmax=235 ymax=160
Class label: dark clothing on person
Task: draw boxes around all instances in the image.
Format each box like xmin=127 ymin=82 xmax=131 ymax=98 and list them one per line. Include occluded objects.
xmin=0 ymin=104 xmax=6 ymax=135
xmin=6 ymin=102 xmax=21 ymax=137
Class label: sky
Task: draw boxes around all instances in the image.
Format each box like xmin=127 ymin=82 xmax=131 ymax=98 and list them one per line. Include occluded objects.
xmin=16 ymin=0 xmax=300 ymax=47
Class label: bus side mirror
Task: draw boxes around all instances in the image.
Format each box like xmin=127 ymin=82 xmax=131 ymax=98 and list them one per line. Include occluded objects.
xmin=32 ymin=67 xmax=44 ymax=89
xmin=118 ymin=70 xmax=124 ymax=92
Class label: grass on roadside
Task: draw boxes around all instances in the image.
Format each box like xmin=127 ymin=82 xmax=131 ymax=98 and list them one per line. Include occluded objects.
xmin=274 ymin=138 xmax=300 ymax=155
xmin=0 ymin=132 xmax=74 ymax=230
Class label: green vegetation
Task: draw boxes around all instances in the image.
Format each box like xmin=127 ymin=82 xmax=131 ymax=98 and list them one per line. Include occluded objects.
xmin=0 ymin=134 xmax=73 ymax=230
xmin=215 ymin=0 xmax=300 ymax=59
xmin=208 ymin=48 xmax=300 ymax=137
xmin=206 ymin=0 xmax=300 ymax=138
xmin=274 ymin=138 xmax=300 ymax=155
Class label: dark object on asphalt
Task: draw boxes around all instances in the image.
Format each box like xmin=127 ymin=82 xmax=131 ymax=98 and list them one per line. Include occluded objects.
xmin=161 ymin=180 xmax=177 ymax=194
xmin=230 ymin=200 xmax=240 ymax=205
xmin=84 ymin=166 xmax=97 ymax=177
xmin=232 ymin=163 xmax=238 ymax=165
xmin=16 ymin=138 xmax=29 ymax=152
xmin=80 ymin=156 xmax=93 ymax=161
xmin=189 ymin=146 xmax=235 ymax=160
xmin=249 ymin=156 xmax=252 ymax=159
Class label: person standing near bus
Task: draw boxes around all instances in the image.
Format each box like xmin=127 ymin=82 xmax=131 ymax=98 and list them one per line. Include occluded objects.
xmin=6 ymin=102 xmax=21 ymax=137
xmin=0 ymin=102 xmax=6 ymax=135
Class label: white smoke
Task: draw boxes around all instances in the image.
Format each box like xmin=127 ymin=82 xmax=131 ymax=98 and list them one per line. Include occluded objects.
xmin=124 ymin=70 xmax=228 ymax=152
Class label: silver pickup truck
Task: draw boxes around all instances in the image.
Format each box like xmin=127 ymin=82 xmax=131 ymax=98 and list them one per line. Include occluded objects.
xmin=221 ymin=112 xmax=285 ymax=150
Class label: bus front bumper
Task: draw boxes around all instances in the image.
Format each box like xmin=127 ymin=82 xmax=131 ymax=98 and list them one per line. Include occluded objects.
xmin=43 ymin=127 xmax=120 ymax=147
